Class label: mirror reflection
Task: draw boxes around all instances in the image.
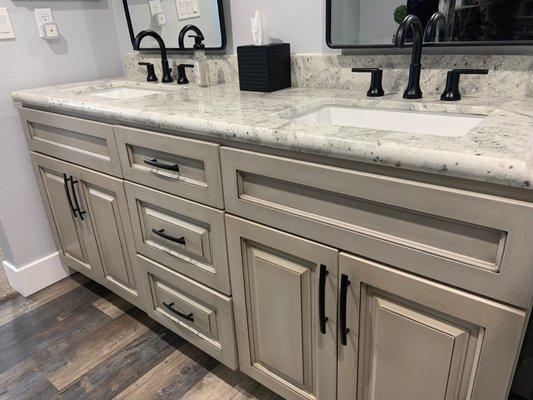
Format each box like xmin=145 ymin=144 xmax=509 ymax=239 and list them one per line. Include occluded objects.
xmin=124 ymin=0 xmax=224 ymax=50
xmin=329 ymin=0 xmax=533 ymax=47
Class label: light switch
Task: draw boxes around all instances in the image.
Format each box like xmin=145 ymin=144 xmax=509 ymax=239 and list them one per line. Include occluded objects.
xmin=0 ymin=7 xmax=15 ymax=40
xmin=176 ymin=0 xmax=200 ymax=20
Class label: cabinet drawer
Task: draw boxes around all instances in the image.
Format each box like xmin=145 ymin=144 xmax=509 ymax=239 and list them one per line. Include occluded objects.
xmin=125 ymin=182 xmax=231 ymax=295
xmin=115 ymin=126 xmax=223 ymax=208
xmin=221 ymin=147 xmax=533 ymax=308
xmin=137 ymin=254 xmax=237 ymax=369
xmin=21 ymin=108 xmax=122 ymax=177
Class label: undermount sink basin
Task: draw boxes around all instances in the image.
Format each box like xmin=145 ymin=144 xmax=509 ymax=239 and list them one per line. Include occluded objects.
xmin=89 ymin=87 xmax=164 ymax=100
xmin=293 ymin=105 xmax=485 ymax=137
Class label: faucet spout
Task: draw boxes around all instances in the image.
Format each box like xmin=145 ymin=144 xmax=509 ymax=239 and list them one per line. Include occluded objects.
xmin=424 ymin=12 xmax=446 ymax=42
xmin=178 ymin=25 xmax=205 ymax=49
xmin=134 ymin=30 xmax=173 ymax=83
xmin=394 ymin=14 xmax=423 ymax=99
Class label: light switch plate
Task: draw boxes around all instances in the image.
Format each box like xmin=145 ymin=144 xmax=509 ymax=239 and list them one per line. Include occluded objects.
xmin=175 ymin=0 xmax=200 ymax=20
xmin=34 ymin=8 xmax=55 ymax=38
xmin=0 ymin=7 xmax=15 ymax=40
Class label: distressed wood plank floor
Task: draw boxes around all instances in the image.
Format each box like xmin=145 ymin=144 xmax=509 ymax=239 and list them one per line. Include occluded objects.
xmin=0 ymin=274 xmax=283 ymax=400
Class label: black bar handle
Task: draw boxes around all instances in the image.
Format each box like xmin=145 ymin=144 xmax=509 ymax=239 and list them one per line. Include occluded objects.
xmin=152 ymin=228 xmax=186 ymax=245
xmin=319 ymin=264 xmax=329 ymax=334
xmin=163 ymin=302 xmax=195 ymax=322
xmin=340 ymin=274 xmax=351 ymax=346
xmin=450 ymin=68 xmax=489 ymax=75
xmin=69 ymin=177 xmax=86 ymax=221
xmin=144 ymin=158 xmax=180 ymax=172
xmin=63 ymin=174 xmax=77 ymax=218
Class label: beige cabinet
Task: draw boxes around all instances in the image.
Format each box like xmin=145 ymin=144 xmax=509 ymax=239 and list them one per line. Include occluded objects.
xmin=31 ymin=152 xmax=141 ymax=306
xmin=338 ymin=252 xmax=526 ymax=400
xmin=226 ymin=215 xmax=338 ymax=400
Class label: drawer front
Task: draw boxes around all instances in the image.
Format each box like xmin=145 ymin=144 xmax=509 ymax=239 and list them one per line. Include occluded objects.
xmin=21 ymin=108 xmax=122 ymax=177
xmin=221 ymin=147 xmax=533 ymax=308
xmin=125 ymin=182 xmax=231 ymax=295
xmin=115 ymin=126 xmax=223 ymax=208
xmin=137 ymin=254 xmax=237 ymax=369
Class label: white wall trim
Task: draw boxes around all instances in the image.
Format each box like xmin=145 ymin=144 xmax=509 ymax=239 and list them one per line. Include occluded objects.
xmin=2 ymin=252 xmax=72 ymax=297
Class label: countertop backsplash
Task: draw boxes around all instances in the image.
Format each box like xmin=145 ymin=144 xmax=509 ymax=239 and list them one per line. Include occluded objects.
xmin=124 ymin=52 xmax=533 ymax=98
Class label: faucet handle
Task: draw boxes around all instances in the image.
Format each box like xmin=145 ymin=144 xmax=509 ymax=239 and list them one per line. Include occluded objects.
xmin=352 ymin=68 xmax=385 ymax=97
xmin=177 ymin=64 xmax=194 ymax=85
xmin=138 ymin=62 xmax=158 ymax=82
xmin=441 ymin=69 xmax=489 ymax=101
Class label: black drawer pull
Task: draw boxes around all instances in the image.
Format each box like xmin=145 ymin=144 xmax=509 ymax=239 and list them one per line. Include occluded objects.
xmin=69 ymin=177 xmax=86 ymax=221
xmin=144 ymin=158 xmax=180 ymax=172
xmin=63 ymin=174 xmax=77 ymax=218
xmin=319 ymin=264 xmax=329 ymax=334
xmin=163 ymin=302 xmax=194 ymax=322
xmin=152 ymin=228 xmax=186 ymax=245
xmin=340 ymin=274 xmax=351 ymax=346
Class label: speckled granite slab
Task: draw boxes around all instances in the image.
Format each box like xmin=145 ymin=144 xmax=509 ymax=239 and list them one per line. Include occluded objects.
xmin=12 ymin=78 xmax=533 ymax=190
xmin=124 ymin=52 xmax=533 ymax=98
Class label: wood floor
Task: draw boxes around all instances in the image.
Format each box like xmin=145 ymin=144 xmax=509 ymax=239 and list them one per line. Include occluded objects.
xmin=0 ymin=274 xmax=283 ymax=400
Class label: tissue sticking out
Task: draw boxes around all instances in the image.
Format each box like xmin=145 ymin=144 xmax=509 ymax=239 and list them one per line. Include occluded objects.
xmin=250 ymin=10 xmax=270 ymax=46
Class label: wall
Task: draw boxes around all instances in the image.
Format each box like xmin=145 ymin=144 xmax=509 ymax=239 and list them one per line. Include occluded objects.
xmin=0 ymin=0 xmax=125 ymax=295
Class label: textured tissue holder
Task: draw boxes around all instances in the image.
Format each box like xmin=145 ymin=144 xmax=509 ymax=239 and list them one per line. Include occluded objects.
xmin=237 ymin=43 xmax=291 ymax=93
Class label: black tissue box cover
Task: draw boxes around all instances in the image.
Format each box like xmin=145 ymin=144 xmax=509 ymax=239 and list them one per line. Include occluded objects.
xmin=237 ymin=43 xmax=291 ymax=92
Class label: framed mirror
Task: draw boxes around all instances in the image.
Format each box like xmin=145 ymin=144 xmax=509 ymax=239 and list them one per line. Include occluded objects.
xmin=123 ymin=0 xmax=226 ymax=51
xmin=326 ymin=0 xmax=533 ymax=48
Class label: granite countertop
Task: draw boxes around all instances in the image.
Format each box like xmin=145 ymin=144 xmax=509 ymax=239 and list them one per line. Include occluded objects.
xmin=12 ymin=78 xmax=533 ymax=190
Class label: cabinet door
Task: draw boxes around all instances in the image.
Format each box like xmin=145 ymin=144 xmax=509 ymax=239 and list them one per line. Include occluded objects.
xmin=31 ymin=153 xmax=98 ymax=280
xmin=31 ymin=153 xmax=141 ymax=306
xmin=74 ymin=162 xmax=141 ymax=305
xmin=226 ymin=215 xmax=338 ymax=400
xmin=338 ymin=252 xmax=526 ymax=400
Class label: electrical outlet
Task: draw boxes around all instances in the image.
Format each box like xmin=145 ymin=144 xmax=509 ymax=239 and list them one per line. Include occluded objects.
xmin=34 ymin=8 xmax=55 ymax=38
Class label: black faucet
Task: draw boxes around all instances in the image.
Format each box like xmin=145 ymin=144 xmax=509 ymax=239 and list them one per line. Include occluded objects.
xmin=178 ymin=24 xmax=205 ymax=49
xmin=133 ymin=30 xmax=173 ymax=83
xmin=424 ymin=12 xmax=446 ymax=42
xmin=394 ymin=14 xmax=424 ymax=99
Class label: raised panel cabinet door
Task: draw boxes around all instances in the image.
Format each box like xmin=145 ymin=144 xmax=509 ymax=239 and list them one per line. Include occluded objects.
xmin=75 ymin=165 xmax=141 ymax=306
xmin=226 ymin=215 xmax=338 ymax=400
xmin=31 ymin=153 xmax=100 ymax=281
xmin=338 ymin=252 xmax=526 ymax=400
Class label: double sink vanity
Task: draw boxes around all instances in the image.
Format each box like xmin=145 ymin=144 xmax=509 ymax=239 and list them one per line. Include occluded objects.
xmin=12 ymin=77 xmax=533 ymax=400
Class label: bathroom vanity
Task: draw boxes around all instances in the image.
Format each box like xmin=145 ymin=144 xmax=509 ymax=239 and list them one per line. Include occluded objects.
xmin=12 ymin=80 xmax=533 ymax=400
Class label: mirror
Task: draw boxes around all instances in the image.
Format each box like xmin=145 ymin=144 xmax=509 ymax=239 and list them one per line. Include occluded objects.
xmin=123 ymin=0 xmax=226 ymax=51
xmin=327 ymin=0 xmax=533 ymax=48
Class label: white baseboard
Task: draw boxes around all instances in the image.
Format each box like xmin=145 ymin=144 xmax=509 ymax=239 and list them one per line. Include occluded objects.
xmin=2 ymin=252 xmax=72 ymax=297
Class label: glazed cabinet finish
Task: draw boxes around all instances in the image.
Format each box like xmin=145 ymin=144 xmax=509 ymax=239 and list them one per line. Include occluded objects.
xmin=22 ymin=108 xmax=122 ymax=177
xmin=31 ymin=152 xmax=141 ymax=306
xmin=136 ymin=254 xmax=238 ymax=369
xmin=220 ymin=147 xmax=533 ymax=308
xmin=226 ymin=215 xmax=338 ymax=400
xmin=21 ymin=108 xmax=532 ymax=400
xmin=115 ymin=126 xmax=224 ymax=208
xmin=338 ymin=252 xmax=526 ymax=400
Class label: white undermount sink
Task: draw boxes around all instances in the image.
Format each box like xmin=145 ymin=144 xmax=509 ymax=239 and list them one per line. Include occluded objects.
xmin=89 ymin=87 xmax=164 ymax=100
xmin=293 ymin=105 xmax=485 ymax=137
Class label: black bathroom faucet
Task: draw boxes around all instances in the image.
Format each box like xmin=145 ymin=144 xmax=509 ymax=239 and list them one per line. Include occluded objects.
xmin=394 ymin=14 xmax=424 ymax=99
xmin=424 ymin=12 xmax=446 ymax=42
xmin=133 ymin=30 xmax=173 ymax=83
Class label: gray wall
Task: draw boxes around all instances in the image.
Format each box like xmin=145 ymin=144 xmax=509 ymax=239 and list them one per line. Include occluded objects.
xmin=0 ymin=0 xmax=125 ymax=268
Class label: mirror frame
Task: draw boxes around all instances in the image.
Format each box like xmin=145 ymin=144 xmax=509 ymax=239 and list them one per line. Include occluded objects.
xmin=122 ymin=0 xmax=227 ymax=51
xmin=325 ymin=0 xmax=533 ymax=49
